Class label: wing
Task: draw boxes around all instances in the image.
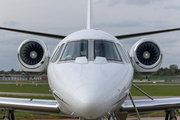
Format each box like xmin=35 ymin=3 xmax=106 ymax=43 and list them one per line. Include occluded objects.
xmin=119 ymin=97 xmax=180 ymax=115
xmin=0 ymin=27 xmax=66 ymax=39
xmin=115 ymin=28 xmax=180 ymax=39
xmin=0 ymin=97 xmax=67 ymax=116
xmin=1 ymin=26 xmax=180 ymax=40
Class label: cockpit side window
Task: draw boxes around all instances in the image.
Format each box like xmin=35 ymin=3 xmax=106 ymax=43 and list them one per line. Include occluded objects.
xmin=52 ymin=43 xmax=65 ymax=63
xmin=60 ymin=41 xmax=88 ymax=61
xmin=117 ymin=44 xmax=130 ymax=63
xmin=94 ymin=41 xmax=122 ymax=61
xmin=121 ymin=46 xmax=131 ymax=63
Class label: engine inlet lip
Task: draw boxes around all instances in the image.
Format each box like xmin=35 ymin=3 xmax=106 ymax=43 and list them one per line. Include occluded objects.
xmin=17 ymin=38 xmax=48 ymax=69
xmin=136 ymin=42 xmax=160 ymax=65
xmin=134 ymin=39 xmax=162 ymax=69
xmin=20 ymin=41 xmax=44 ymax=65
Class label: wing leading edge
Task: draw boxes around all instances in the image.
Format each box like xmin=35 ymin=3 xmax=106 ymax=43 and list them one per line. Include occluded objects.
xmin=0 ymin=27 xmax=66 ymax=39
xmin=115 ymin=28 xmax=180 ymax=39
xmin=120 ymin=97 xmax=180 ymax=115
xmin=0 ymin=27 xmax=180 ymax=40
xmin=0 ymin=97 xmax=66 ymax=115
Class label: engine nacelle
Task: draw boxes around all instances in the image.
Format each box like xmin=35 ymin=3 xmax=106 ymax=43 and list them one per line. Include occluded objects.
xmin=130 ymin=38 xmax=163 ymax=77
xmin=17 ymin=38 xmax=50 ymax=76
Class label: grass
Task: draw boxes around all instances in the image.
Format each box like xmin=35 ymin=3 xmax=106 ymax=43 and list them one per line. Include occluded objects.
xmin=131 ymin=85 xmax=180 ymax=96
xmin=129 ymin=111 xmax=167 ymax=118
xmin=0 ymin=79 xmax=48 ymax=83
xmin=0 ymin=84 xmax=51 ymax=94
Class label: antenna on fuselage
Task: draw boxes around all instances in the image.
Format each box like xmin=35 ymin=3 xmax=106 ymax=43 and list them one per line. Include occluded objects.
xmin=87 ymin=0 xmax=93 ymax=29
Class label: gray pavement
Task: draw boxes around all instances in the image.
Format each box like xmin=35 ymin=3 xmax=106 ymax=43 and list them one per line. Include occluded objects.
xmin=0 ymin=92 xmax=53 ymax=96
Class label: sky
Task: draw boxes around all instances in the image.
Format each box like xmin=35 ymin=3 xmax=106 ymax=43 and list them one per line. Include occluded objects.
xmin=0 ymin=0 xmax=180 ymax=71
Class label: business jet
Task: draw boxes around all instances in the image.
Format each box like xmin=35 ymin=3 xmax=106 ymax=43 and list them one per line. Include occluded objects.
xmin=1 ymin=0 xmax=180 ymax=120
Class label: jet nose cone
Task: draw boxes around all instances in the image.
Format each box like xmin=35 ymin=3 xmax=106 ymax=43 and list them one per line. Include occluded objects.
xmin=80 ymin=101 xmax=101 ymax=118
xmin=73 ymin=85 xmax=105 ymax=119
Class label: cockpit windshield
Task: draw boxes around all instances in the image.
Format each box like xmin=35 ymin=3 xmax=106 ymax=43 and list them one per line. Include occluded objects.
xmin=60 ymin=41 xmax=88 ymax=61
xmin=94 ymin=41 xmax=122 ymax=61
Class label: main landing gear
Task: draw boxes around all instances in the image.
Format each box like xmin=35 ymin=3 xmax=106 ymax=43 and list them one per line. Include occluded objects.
xmin=165 ymin=110 xmax=177 ymax=120
xmin=2 ymin=109 xmax=14 ymax=120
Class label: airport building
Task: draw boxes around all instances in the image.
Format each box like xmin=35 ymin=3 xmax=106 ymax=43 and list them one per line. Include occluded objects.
xmin=0 ymin=73 xmax=47 ymax=80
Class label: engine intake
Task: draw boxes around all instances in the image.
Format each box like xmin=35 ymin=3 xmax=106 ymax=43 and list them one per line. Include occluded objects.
xmin=17 ymin=38 xmax=50 ymax=76
xmin=20 ymin=41 xmax=44 ymax=65
xmin=130 ymin=38 xmax=163 ymax=77
xmin=136 ymin=42 xmax=160 ymax=65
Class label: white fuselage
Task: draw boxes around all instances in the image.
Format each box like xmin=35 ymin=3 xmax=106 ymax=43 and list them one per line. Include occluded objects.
xmin=47 ymin=29 xmax=134 ymax=119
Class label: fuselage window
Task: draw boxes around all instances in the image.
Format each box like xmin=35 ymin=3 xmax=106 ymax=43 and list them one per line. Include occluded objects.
xmin=60 ymin=41 xmax=88 ymax=61
xmin=52 ymin=43 xmax=65 ymax=63
xmin=117 ymin=44 xmax=130 ymax=63
xmin=94 ymin=41 xmax=122 ymax=61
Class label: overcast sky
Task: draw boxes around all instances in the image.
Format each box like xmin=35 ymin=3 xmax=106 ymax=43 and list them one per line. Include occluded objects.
xmin=0 ymin=0 xmax=180 ymax=71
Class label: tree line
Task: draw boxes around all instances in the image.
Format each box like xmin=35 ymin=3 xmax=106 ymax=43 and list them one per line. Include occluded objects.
xmin=134 ymin=64 xmax=180 ymax=77
xmin=0 ymin=64 xmax=180 ymax=76
xmin=0 ymin=69 xmax=22 ymax=75
xmin=0 ymin=69 xmax=47 ymax=75
xmin=153 ymin=64 xmax=180 ymax=76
